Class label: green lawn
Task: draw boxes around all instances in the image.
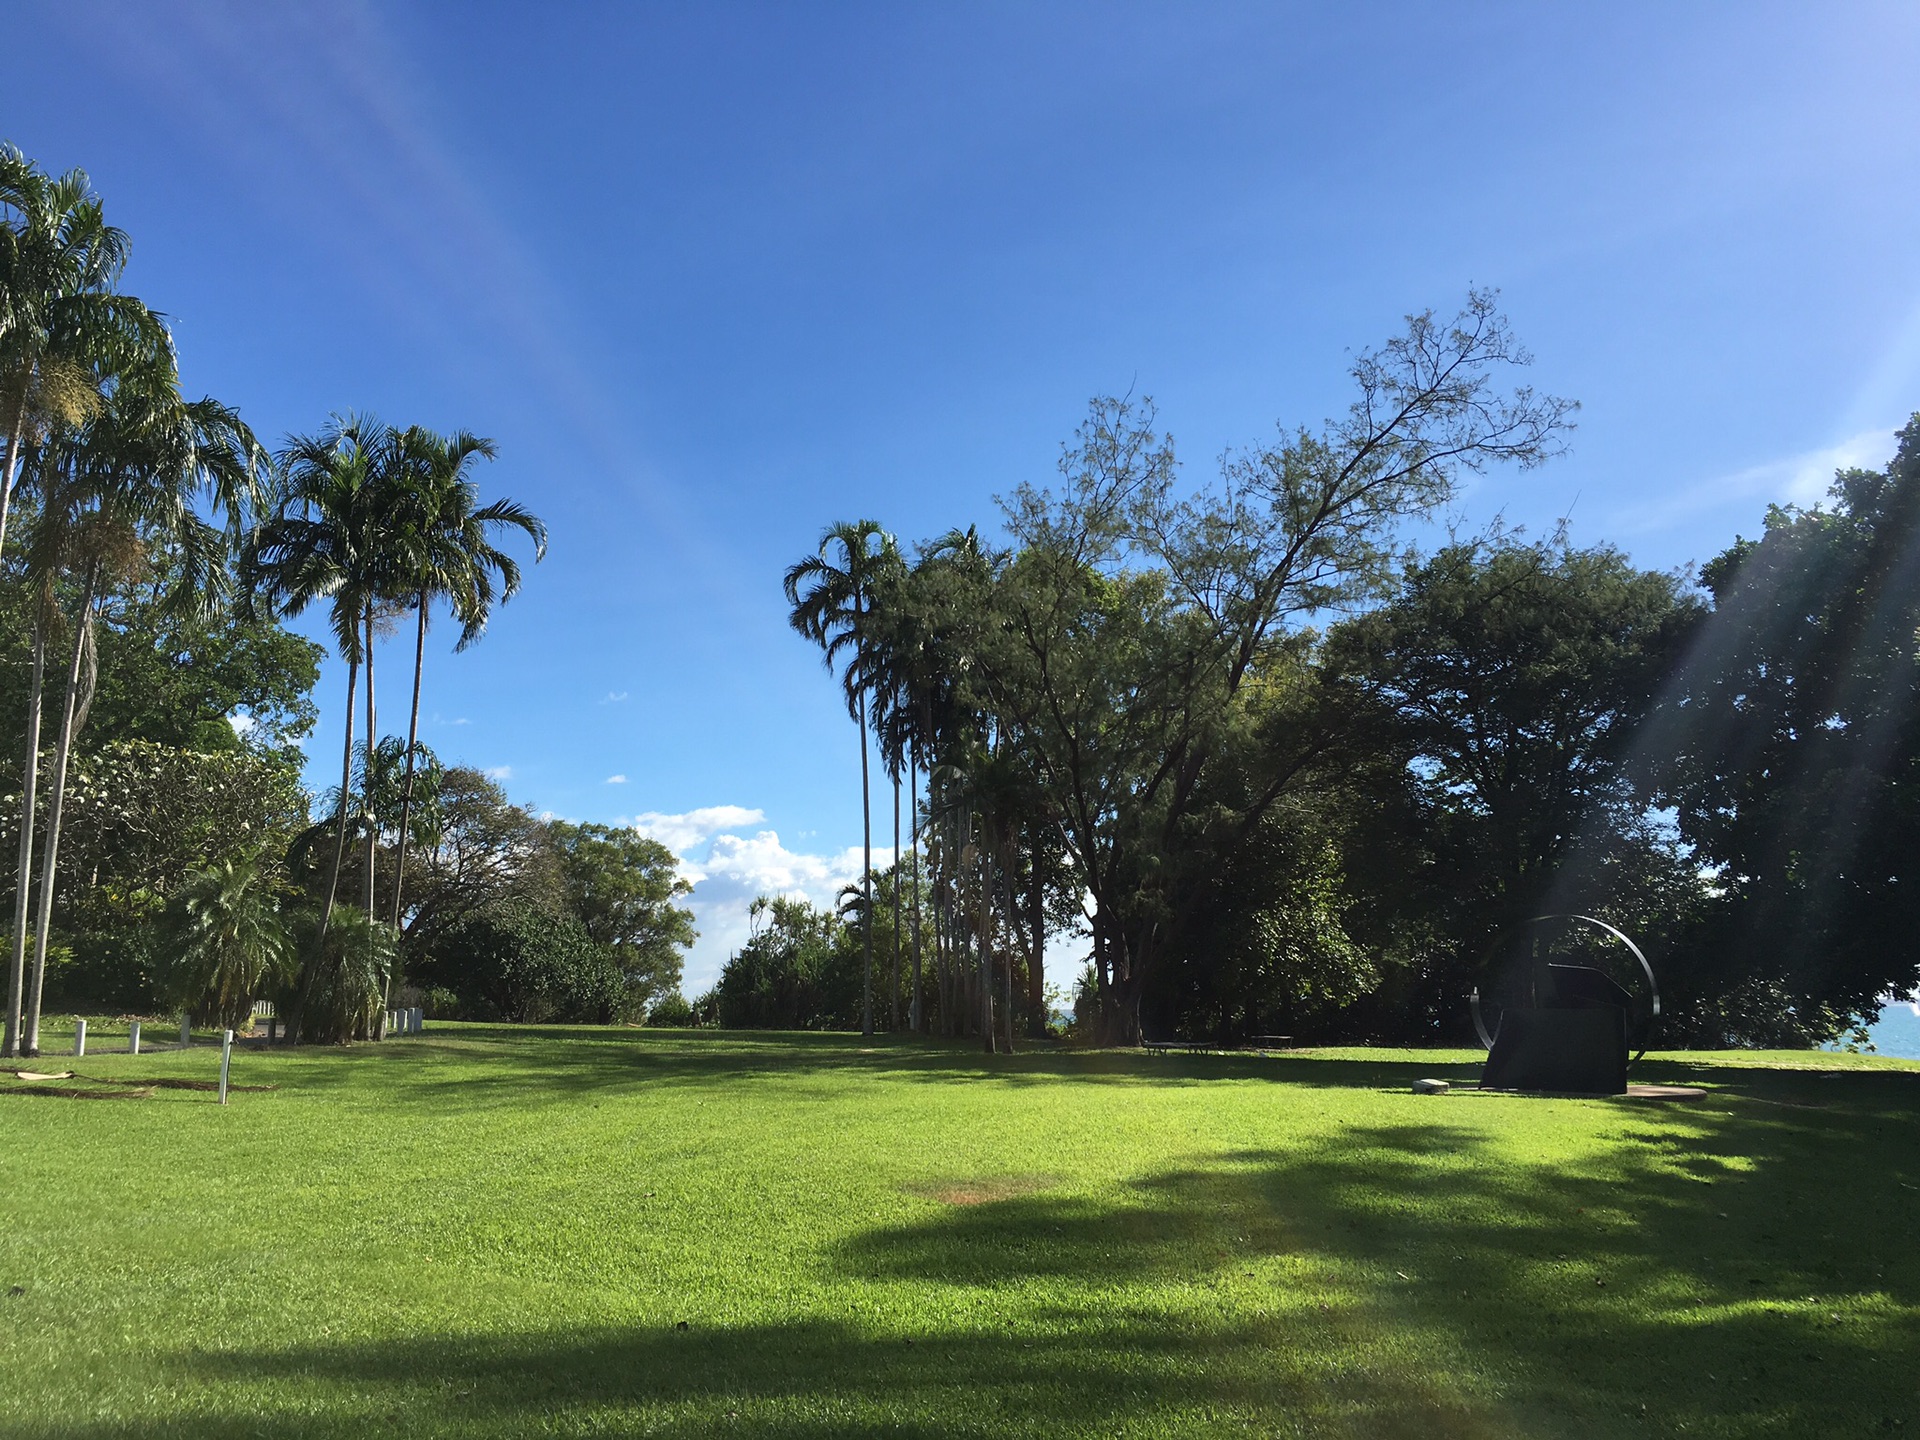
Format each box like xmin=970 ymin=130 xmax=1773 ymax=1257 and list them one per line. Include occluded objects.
xmin=2 ymin=1026 xmax=1916 ymax=1437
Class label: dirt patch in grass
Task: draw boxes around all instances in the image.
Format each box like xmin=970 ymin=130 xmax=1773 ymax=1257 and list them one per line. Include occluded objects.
xmin=1 ymin=1083 xmax=154 ymax=1100
xmin=76 ymin=1075 xmax=278 ymax=1092
xmin=906 ymin=1175 xmax=1057 ymax=1206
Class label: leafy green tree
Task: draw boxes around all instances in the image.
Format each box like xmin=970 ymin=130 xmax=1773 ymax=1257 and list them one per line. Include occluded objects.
xmin=415 ymin=896 xmax=622 ymax=1024
xmin=1647 ymin=416 xmax=1920 ymax=1037
xmin=1324 ymin=532 xmax=1702 ymax=1034
xmin=701 ymin=895 xmax=858 ymax=1030
xmin=1148 ymin=802 xmax=1374 ymax=1042
xmin=979 ymin=294 xmax=1574 ymax=1044
xmin=548 ymin=821 xmax=695 ymax=1013
xmin=16 ymin=740 xmax=308 ymax=1014
xmin=162 ymin=852 xmax=292 ymax=1029
xmin=386 ymin=765 xmax=562 ymax=957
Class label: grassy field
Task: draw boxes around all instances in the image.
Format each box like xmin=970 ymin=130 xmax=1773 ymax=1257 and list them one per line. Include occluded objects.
xmin=2 ymin=1025 xmax=1917 ymax=1438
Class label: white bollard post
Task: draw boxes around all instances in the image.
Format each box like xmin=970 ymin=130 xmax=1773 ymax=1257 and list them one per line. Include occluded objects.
xmin=219 ymin=1029 xmax=233 ymax=1105
xmin=129 ymin=1020 xmax=141 ymax=1055
xmin=412 ymin=1007 xmax=422 ymax=1034
xmin=180 ymin=1014 xmax=191 ymax=1048
xmin=73 ymin=1018 xmax=86 ymax=1057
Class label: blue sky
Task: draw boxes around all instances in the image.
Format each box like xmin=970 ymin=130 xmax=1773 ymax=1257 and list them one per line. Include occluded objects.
xmin=8 ymin=2 xmax=1920 ymax=989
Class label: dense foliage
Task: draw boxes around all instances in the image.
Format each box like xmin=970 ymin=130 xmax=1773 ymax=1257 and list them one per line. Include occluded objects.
xmin=0 ymin=144 xmax=695 ymax=1052
xmin=8 ymin=136 xmax=1914 ymax=1055
xmin=783 ymin=300 xmax=1920 ymax=1049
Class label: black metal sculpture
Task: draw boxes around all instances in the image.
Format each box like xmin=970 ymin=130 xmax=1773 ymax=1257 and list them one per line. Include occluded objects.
xmin=1471 ymin=914 xmax=1660 ymax=1095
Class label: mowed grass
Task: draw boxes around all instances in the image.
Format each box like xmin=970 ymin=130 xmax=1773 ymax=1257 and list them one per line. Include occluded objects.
xmin=2 ymin=1027 xmax=1917 ymax=1438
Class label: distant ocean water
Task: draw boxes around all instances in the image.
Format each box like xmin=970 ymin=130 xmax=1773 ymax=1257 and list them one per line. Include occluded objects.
xmin=1853 ymin=1001 xmax=1920 ymax=1059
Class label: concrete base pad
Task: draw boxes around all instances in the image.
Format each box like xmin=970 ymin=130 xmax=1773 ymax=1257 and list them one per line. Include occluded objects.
xmin=1470 ymin=1082 xmax=1709 ymax=1100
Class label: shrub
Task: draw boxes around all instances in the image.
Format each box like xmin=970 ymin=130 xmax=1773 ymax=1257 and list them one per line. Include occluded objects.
xmin=647 ymin=991 xmax=694 ymax=1026
xmin=416 ymin=898 xmax=627 ymax=1023
xmin=161 ymin=854 xmax=292 ymax=1030
xmin=288 ymin=906 xmax=394 ymax=1043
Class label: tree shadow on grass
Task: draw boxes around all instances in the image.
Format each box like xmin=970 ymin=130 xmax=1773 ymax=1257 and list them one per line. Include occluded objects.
xmin=27 ymin=1311 xmax=1502 ymax=1440
xmin=261 ymin=1027 xmax=1399 ymax=1110
xmin=248 ymin=1027 xmax=1920 ymax=1130
xmin=836 ymin=1082 xmax=1919 ymax=1435
xmin=21 ymin=1069 xmax=1919 ymax=1437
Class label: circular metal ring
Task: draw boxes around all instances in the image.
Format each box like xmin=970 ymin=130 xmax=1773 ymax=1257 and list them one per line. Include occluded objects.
xmin=1470 ymin=913 xmax=1660 ymax=1066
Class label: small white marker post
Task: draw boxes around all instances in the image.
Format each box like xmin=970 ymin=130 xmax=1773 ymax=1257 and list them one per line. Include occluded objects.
xmin=129 ymin=1020 xmax=142 ymax=1055
xmin=73 ymin=1019 xmax=86 ymax=1057
xmin=180 ymin=1014 xmax=192 ymax=1048
xmin=218 ymin=1029 xmax=233 ymax=1105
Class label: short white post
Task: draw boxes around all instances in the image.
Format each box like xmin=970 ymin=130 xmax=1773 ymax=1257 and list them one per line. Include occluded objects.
xmin=218 ymin=1029 xmax=233 ymax=1105
xmin=412 ymin=1007 xmax=422 ymax=1033
xmin=129 ymin=1020 xmax=141 ymax=1055
xmin=73 ymin=1018 xmax=86 ymax=1057
xmin=180 ymin=1014 xmax=192 ymax=1048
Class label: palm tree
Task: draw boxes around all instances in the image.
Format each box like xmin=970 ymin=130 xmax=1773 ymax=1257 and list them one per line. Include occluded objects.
xmin=0 ymin=144 xmax=170 ymax=563
xmin=863 ymin=562 xmax=937 ymax=1033
xmin=384 ymin=427 xmax=544 ymax=953
xmin=244 ymin=414 xmax=401 ymax=1041
xmin=14 ymin=375 xmax=258 ymax=1054
xmin=165 ymin=853 xmax=292 ymax=1031
xmin=0 ymin=155 xmax=173 ymax=1058
xmin=785 ymin=519 xmax=899 ymax=1038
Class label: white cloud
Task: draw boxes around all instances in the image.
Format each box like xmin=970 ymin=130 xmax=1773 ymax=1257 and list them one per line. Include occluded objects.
xmin=626 ymin=804 xmax=897 ymax=993
xmin=631 ymin=804 xmax=767 ymax=854
xmin=1609 ymin=427 xmax=1898 ymax=537
xmin=675 ymin=828 xmax=896 ymax=994
xmin=605 ymin=774 xmax=628 ymax=785
xmin=227 ymin=712 xmax=257 ymax=736
xmin=600 ymin=691 xmax=629 ymax=704
xmin=483 ymin=765 xmax=512 ymax=781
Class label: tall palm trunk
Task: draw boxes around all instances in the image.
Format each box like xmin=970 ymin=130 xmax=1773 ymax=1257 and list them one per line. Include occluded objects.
xmin=362 ymin=601 xmax=379 ymax=1040
xmin=931 ymin=855 xmax=949 ymax=1037
xmin=0 ymin=384 xmax=31 ymax=565
xmin=1027 ymin=824 xmax=1047 ymax=1040
xmin=1 ymin=622 xmax=46 ymax=1057
xmin=908 ymin=746 xmax=923 ymax=1034
xmin=996 ymin=841 xmax=1018 ymax=1053
xmin=858 ymin=683 xmax=873 ymax=1039
xmin=387 ymin=588 xmax=428 ymax=990
xmin=890 ymin=770 xmax=901 ymax=1032
xmin=976 ymin=815 xmax=994 ymax=1055
xmin=22 ymin=562 xmax=98 ymax=1056
xmin=300 ymin=652 xmax=358 ymax=1042
xmin=363 ymin=600 xmax=378 ymax=915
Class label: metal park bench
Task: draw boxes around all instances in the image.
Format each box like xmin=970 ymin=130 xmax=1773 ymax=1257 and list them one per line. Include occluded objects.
xmin=1142 ymin=1035 xmax=1293 ymax=1056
